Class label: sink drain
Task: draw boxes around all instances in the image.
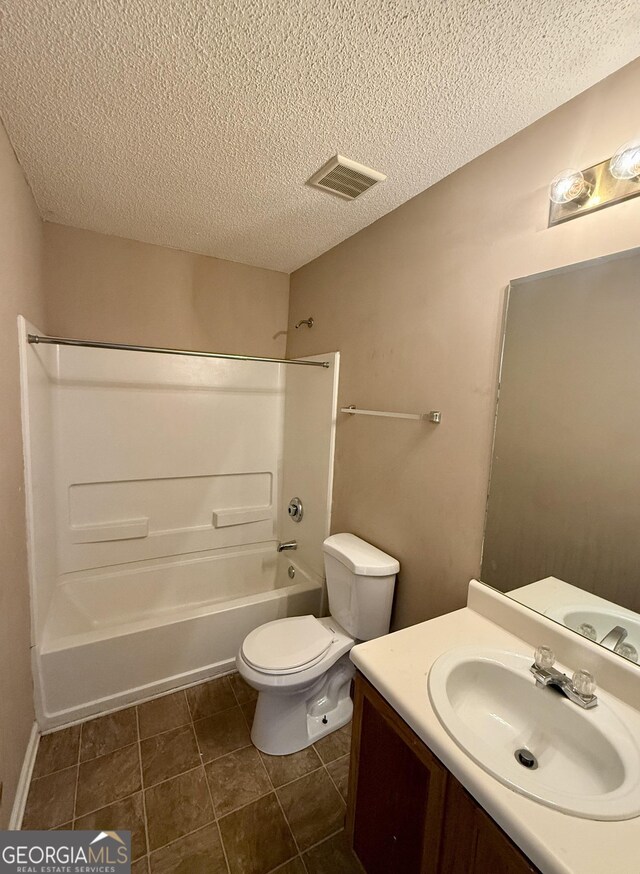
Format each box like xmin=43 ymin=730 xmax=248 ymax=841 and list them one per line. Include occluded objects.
xmin=514 ymin=748 xmax=538 ymax=770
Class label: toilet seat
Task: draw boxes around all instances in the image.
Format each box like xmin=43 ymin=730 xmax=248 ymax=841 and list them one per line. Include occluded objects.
xmin=241 ymin=615 xmax=335 ymax=675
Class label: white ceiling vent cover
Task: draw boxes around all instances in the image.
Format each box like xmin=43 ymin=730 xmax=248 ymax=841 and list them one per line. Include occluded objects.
xmin=307 ymin=154 xmax=386 ymax=200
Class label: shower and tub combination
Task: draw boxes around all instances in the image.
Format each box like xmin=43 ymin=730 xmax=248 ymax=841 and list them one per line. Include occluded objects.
xmin=18 ymin=317 xmax=339 ymax=729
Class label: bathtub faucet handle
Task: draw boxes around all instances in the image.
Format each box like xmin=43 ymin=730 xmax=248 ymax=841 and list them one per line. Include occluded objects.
xmin=277 ymin=541 xmax=298 ymax=552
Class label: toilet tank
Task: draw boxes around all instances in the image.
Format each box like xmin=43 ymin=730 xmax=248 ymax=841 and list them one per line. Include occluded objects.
xmin=323 ymin=533 xmax=399 ymax=640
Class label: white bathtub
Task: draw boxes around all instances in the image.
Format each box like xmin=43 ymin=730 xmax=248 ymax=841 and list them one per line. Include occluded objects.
xmin=36 ymin=544 xmax=323 ymax=728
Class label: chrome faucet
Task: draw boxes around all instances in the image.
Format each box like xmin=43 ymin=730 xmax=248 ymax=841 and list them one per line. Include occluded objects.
xmin=530 ymin=646 xmax=597 ymax=709
xmin=600 ymin=625 xmax=628 ymax=651
xmin=277 ymin=540 xmax=297 ymax=552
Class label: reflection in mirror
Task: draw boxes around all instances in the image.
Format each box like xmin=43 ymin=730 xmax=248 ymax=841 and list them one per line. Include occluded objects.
xmin=481 ymin=247 xmax=640 ymax=665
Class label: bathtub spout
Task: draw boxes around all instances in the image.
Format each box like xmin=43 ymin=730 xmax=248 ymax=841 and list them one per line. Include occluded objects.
xmin=277 ymin=541 xmax=297 ymax=552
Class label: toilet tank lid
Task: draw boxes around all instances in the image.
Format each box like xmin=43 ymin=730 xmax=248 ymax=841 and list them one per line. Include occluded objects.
xmin=323 ymin=533 xmax=400 ymax=576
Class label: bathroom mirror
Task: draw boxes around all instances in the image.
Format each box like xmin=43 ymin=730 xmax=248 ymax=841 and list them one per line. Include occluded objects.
xmin=480 ymin=246 xmax=640 ymax=666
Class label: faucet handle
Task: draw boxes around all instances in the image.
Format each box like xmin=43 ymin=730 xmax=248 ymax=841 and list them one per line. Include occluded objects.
xmin=572 ymin=669 xmax=596 ymax=698
xmin=615 ymin=642 xmax=639 ymax=663
xmin=534 ymin=645 xmax=555 ymax=669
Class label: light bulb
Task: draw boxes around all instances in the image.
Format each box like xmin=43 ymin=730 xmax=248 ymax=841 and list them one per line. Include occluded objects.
xmin=549 ymin=168 xmax=591 ymax=204
xmin=609 ymin=139 xmax=640 ymax=180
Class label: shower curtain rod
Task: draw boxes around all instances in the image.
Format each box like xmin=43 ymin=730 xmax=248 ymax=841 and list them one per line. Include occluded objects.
xmin=27 ymin=334 xmax=331 ymax=368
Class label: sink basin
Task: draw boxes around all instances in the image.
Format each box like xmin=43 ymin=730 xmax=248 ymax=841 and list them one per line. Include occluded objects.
xmin=428 ymin=647 xmax=640 ymax=820
xmin=545 ymin=604 xmax=640 ymax=659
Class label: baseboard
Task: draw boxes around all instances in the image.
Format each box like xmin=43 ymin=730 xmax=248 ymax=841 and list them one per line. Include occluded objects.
xmin=8 ymin=723 xmax=39 ymax=830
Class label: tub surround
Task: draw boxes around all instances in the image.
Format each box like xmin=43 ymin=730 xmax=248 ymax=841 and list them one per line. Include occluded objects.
xmin=20 ymin=317 xmax=339 ymax=728
xmin=349 ymin=581 xmax=640 ymax=874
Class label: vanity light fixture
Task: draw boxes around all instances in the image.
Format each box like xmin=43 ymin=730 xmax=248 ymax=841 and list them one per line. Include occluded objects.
xmin=549 ymin=169 xmax=592 ymax=205
xmin=609 ymin=139 xmax=640 ymax=180
xmin=548 ymin=137 xmax=640 ymax=226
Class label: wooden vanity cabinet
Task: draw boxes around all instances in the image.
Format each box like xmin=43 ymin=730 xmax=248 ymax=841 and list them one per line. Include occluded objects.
xmin=438 ymin=779 xmax=540 ymax=874
xmin=347 ymin=672 xmax=541 ymax=874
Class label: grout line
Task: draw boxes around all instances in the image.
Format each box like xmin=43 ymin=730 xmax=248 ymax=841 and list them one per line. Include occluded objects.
xmin=76 ymin=738 xmax=138 ymax=766
xmin=137 ymin=721 xmax=201 ymax=770
xmin=258 ymin=748 xmax=310 ymax=874
xmin=138 ymin=718 xmax=193 ymax=744
xmin=200 ymin=766 xmax=218 ymax=823
xmin=200 ymin=741 xmax=254 ymax=768
xmin=74 ymin=708 xmax=140 ymax=766
xmin=272 ymin=767 xmax=347 ymax=862
xmin=140 ymin=720 xmax=193 ymax=743
xmin=146 ymin=820 xmax=227 ymax=870
xmin=262 ymin=761 xmax=325 ymax=792
xmin=265 ymin=852 xmax=308 ymax=874
xmin=302 ymin=825 xmax=347 ymax=854
xmin=261 ymin=749 xmax=289 ymax=794
xmin=143 ymin=763 xmax=217 ymax=858
xmin=220 ymin=789 xmax=273 ymax=820
xmin=73 ymin=788 xmax=147 ymax=824
xmin=324 ymin=759 xmax=348 ymax=804
xmin=139 ymin=763 xmax=205 ymax=795
xmin=29 ymin=760 xmax=79 ymax=784
xmin=228 ymin=672 xmax=259 ymax=731
xmin=191 ymin=700 xmax=246 ymax=728
xmin=213 ymin=819 xmax=231 ymax=874
xmin=228 ymin=674 xmax=241 ymax=708
xmin=184 ymin=684 xmax=196 ymax=725
xmin=239 ymin=702 xmax=255 ymax=731
xmin=135 ymin=708 xmax=151 ymax=861
xmin=207 ymin=742 xmax=255 ymax=766
xmin=271 ymin=785 xmax=303 ymax=859
xmin=214 ymin=786 xmax=278 ymax=822
xmin=71 ymin=722 xmax=83 ymax=822
xmin=200 ymin=755 xmax=231 ymax=874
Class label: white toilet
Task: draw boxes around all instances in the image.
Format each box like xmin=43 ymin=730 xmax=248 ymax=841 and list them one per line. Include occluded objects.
xmin=236 ymin=533 xmax=399 ymax=755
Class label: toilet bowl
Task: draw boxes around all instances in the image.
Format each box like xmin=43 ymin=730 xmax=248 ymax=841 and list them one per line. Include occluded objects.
xmin=236 ymin=533 xmax=399 ymax=755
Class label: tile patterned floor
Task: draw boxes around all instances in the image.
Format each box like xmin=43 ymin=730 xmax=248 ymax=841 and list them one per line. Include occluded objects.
xmin=23 ymin=673 xmax=363 ymax=874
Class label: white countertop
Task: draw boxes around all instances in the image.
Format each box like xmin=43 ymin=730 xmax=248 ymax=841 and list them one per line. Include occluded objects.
xmin=350 ymin=600 xmax=640 ymax=874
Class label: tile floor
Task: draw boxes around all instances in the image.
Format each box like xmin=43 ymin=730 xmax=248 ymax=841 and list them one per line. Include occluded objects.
xmin=23 ymin=672 xmax=363 ymax=874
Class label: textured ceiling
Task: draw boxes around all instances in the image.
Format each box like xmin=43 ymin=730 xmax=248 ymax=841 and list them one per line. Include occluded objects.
xmin=1 ymin=2 xmax=639 ymax=272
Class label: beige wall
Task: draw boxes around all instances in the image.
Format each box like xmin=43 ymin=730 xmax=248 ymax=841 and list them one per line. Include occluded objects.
xmin=287 ymin=58 xmax=640 ymax=630
xmin=43 ymin=224 xmax=289 ymax=355
xmin=0 ymin=120 xmax=45 ymax=825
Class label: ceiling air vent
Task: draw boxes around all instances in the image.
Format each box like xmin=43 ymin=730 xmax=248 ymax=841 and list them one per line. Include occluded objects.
xmin=307 ymin=154 xmax=386 ymax=201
